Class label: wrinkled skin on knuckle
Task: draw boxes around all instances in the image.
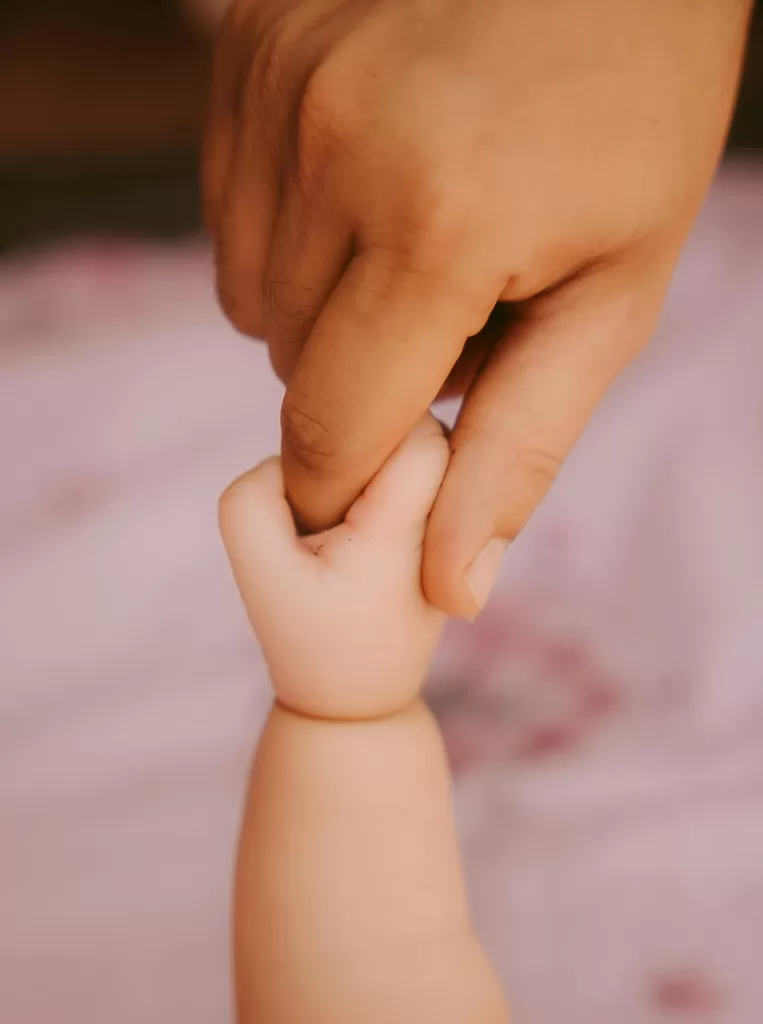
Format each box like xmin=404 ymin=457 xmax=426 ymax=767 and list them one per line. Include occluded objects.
xmin=263 ymin=278 xmax=317 ymax=345
xmin=378 ymin=152 xmax=492 ymax=301
xmin=280 ymin=395 xmax=342 ymax=477
xmin=497 ymin=446 xmax=564 ymax=542
xmin=244 ymin=19 xmax=292 ymax=129
xmin=451 ymin=417 xmax=564 ymax=542
xmin=223 ymin=0 xmax=259 ymax=39
xmin=520 ymin=445 xmax=563 ymax=492
xmin=295 ymin=54 xmax=364 ymax=193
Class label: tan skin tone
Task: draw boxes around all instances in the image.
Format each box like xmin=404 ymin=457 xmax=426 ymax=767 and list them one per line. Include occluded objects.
xmin=205 ymin=0 xmax=752 ymax=619
xmin=212 ymin=6 xmax=751 ymax=1015
xmin=220 ymin=418 xmax=509 ymax=1023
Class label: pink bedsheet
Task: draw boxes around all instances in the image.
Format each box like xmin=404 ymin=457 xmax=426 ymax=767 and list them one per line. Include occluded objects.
xmin=1 ymin=162 xmax=763 ymax=1023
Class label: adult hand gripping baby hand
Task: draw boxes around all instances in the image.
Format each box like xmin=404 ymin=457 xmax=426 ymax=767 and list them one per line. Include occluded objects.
xmin=205 ymin=0 xmax=752 ymax=619
xmin=219 ymin=415 xmax=448 ymax=720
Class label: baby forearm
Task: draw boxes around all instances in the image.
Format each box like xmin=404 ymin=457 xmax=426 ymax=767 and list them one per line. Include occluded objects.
xmin=235 ymin=700 xmax=509 ymax=1024
xmin=222 ymin=423 xmax=509 ymax=1021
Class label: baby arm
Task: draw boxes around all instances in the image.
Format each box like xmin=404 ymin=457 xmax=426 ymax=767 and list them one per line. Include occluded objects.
xmin=220 ymin=417 xmax=509 ymax=1024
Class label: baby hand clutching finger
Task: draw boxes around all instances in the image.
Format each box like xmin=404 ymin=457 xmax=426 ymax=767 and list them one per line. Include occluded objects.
xmin=219 ymin=414 xmax=449 ymax=720
xmin=219 ymin=413 xmax=509 ymax=1024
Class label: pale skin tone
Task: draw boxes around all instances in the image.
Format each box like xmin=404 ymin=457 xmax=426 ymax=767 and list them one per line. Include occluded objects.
xmin=206 ymin=0 xmax=753 ymax=619
xmin=220 ymin=416 xmax=510 ymax=1023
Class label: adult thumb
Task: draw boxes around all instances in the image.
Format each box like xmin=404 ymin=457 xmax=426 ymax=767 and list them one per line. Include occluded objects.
xmin=423 ymin=261 xmax=674 ymax=618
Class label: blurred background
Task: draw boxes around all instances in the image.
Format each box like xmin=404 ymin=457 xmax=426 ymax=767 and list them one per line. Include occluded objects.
xmin=1 ymin=3 xmax=762 ymax=1023
xmin=0 ymin=0 xmax=761 ymax=250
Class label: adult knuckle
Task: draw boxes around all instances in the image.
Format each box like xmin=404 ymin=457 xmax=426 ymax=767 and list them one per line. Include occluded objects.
xmin=264 ymin=278 xmax=316 ymax=340
xmin=382 ymin=181 xmax=474 ymax=288
xmin=454 ymin=429 xmax=564 ymax=542
xmin=281 ymin=396 xmax=341 ymax=476
xmin=224 ymin=0 xmax=256 ymax=37
xmin=519 ymin=446 xmax=563 ymax=493
xmin=403 ymin=145 xmax=473 ymax=241
xmin=246 ymin=14 xmax=298 ymax=123
xmin=416 ymin=179 xmax=464 ymax=244
xmin=498 ymin=446 xmax=563 ymax=540
xmin=297 ymin=63 xmax=358 ymax=186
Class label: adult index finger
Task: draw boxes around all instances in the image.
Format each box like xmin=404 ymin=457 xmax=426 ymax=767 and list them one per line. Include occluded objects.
xmin=280 ymin=246 xmax=497 ymax=534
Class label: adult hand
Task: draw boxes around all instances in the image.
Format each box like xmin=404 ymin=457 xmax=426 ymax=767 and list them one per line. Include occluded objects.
xmin=204 ymin=0 xmax=752 ymax=618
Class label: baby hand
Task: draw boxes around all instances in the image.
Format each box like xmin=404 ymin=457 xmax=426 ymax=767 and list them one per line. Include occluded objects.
xmin=219 ymin=416 xmax=448 ymax=720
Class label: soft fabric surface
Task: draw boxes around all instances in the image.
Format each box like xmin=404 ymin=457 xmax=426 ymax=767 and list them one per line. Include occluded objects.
xmin=1 ymin=162 xmax=762 ymax=1023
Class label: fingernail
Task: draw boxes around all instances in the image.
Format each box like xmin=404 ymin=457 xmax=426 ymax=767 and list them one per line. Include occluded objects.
xmin=464 ymin=538 xmax=507 ymax=617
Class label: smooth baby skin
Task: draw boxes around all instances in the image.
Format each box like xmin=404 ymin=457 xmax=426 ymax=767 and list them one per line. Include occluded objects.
xmin=219 ymin=416 xmax=509 ymax=1024
xmin=219 ymin=416 xmax=450 ymax=721
xmin=234 ymin=702 xmax=508 ymax=1024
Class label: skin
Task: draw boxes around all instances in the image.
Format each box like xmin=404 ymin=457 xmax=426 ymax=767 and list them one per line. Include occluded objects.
xmin=219 ymin=417 xmax=509 ymax=1023
xmin=205 ymin=0 xmax=752 ymax=619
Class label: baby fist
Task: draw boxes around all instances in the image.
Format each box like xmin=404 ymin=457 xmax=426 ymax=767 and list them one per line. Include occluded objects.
xmin=219 ymin=416 xmax=448 ymax=720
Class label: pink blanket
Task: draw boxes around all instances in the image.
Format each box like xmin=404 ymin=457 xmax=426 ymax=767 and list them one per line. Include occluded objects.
xmin=1 ymin=162 xmax=762 ymax=1023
